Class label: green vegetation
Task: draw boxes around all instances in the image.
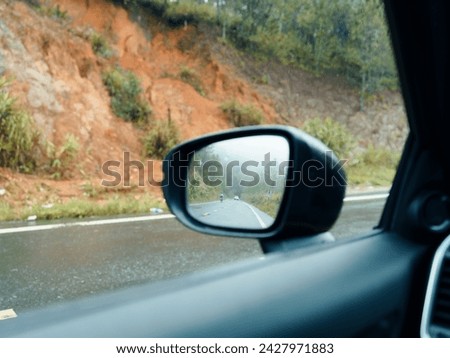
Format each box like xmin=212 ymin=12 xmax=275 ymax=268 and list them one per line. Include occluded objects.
xmin=347 ymin=145 xmax=400 ymax=186
xmin=24 ymin=195 xmax=164 ymax=220
xmin=244 ymin=192 xmax=283 ymax=219
xmin=179 ymin=66 xmax=205 ymax=96
xmin=0 ymin=193 xmax=166 ymax=222
xmin=162 ymin=1 xmax=216 ymax=26
xmin=188 ymin=180 xmax=222 ymax=204
xmin=102 ymin=67 xmax=151 ymax=123
xmin=0 ymin=78 xmax=82 ymax=178
xmin=301 ymin=117 xmax=400 ymax=186
xmin=0 ymin=202 xmax=15 ymax=222
xmin=46 ymin=134 xmax=80 ymax=179
xmin=0 ymin=77 xmax=39 ymax=173
xmin=90 ymin=32 xmax=113 ymax=58
xmin=128 ymin=0 xmax=396 ymax=106
xmin=144 ymin=119 xmax=180 ymax=160
xmin=302 ymin=117 xmax=356 ymax=159
xmin=34 ymin=1 xmax=68 ymax=20
xmin=220 ymin=99 xmax=265 ymax=127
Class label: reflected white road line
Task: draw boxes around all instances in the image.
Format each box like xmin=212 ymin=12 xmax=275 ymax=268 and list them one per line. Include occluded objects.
xmin=242 ymin=202 xmax=268 ymax=229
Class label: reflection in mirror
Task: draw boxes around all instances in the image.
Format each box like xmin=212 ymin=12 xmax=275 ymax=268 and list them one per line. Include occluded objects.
xmin=187 ymin=135 xmax=289 ymax=230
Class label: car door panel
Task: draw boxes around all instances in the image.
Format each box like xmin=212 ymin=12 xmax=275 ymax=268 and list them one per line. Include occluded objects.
xmin=0 ymin=233 xmax=427 ymax=337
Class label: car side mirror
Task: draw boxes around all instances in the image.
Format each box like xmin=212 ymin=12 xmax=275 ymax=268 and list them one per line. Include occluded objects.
xmin=186 ymin=134 xmax=289 ymax=230
xmin=162 ymin=126 xmax=346 ymax=244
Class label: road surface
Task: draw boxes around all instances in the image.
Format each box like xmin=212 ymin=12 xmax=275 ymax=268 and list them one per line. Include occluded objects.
xmin=189 ymin=199 xmax=274 ymax=229
xmin=0 ymin=193 xmax=387 ymax=314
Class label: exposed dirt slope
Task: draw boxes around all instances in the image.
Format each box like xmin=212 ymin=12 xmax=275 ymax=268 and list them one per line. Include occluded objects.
xmin=0 ymin=0 xmax=407 ymax=215
xmin=210 ymin=42 xmax=407 ymax=151
xmin=0 ymin=0 xmax=279 ymax=209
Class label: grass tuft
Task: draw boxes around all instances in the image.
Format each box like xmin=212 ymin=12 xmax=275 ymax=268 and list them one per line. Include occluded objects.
xmin=0 ymin=77 xmax=40 ymax=173
xmin=302 ymin=117 xmax=356 ymax=159
xmin=178 ymin=66 xmax=205 ymax=96
xmin=144 ymin=120 xmax=180 ymax=160
xmin=102 ymin=67 xmax=151 ymax=123
xmin=220 ymin=99 xmax=265 ymax=127
xmin=90 ymin=32 xmax=113 ymax=58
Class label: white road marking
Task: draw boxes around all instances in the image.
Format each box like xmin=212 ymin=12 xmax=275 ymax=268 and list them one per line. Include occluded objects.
xmin=0 ymin=309 xmax=17 ymax=320
xmin=344 ymin=193 xmax=389 ymax=202
xmin=242 ymin=202 xmax=268 ymax=229
xmin=0 ymin=214 xmax=174 ymax=235
xmin=0 ymin=193 xmax=388 ymax=235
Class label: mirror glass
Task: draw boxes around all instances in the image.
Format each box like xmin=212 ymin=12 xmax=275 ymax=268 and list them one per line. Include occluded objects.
xmin=186 ymin=135 xmax=290 ymax=230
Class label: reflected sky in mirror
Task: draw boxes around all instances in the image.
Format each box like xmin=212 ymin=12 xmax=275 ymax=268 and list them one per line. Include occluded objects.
xmin=187 ymin=135 xmax=289 ymax=230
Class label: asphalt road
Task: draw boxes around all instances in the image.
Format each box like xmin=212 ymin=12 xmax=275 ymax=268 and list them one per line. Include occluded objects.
xmin=0 ymin=194 xmax=387 ymax=314
xmin=189 ymin=199 xmax=274 ymax=229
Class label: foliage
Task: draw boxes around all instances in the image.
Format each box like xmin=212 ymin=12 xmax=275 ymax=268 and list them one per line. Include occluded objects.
xmin=301 ymin=116 xmax=399 ymax=186
xmin=14 ymin=194 xmax=166 ymax=221
xmin=102 ymin=67 xmax=151 ymax=123
xmin=90 ymin=32 xmax=113 ymax=58
xmin=144 ymin=120 xmax=180 ymax=160
xmin=302 ymin=117 xmax=356 ymax=159
xmin=220 ymin=100 xmax=265 ymax=127
xmin=347 ymin=145 xmax=400 ymax=186
xmin=128 ymin=0 xmax=397 ymax=98
xmin=357 ymin=144 xmax=400 ymax=168
xmin=178 ymin=66 xmax=205 ymax=96
xmin=0 ymin=201 xmax=15 ymax=222
xmin=188 ymin=180 xmax=222 ymax=204
xmin=34 ymin=1 xmax=69 ymax=20
xmin=46 ymin=134 xmax=79 ymax=179
xmin=163 ymin=1 xmax=216 ymax=26
xmin=0 ymin=77 xmax=39 ymax=173
xmin=244 ymin=192 xmax=283 ymax=219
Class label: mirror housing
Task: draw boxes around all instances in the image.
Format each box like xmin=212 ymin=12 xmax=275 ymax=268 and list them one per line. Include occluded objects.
xmin=162 ymin=126 xmax=346 ymax=241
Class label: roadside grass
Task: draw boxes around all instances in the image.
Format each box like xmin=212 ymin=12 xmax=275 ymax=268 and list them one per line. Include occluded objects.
xmin=244 ymin=192 xmax=283 ymax=219
xmin=0 ymin=193 xmax=167 ymax=222
xmin=302 ymin=117 xmax=356 ymax=160
xmin=346 ymin=146 xmax=401 ymax=187
xmin=301 ymin=118 xmax=400 ymax=187
xmin=0 ymin=202 xmax=15 ymax=222
xmin=346 ymin=164 xmax=397 ymax=187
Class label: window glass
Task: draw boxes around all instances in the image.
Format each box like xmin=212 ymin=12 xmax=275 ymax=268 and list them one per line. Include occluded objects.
xmin=0 ymin=0 xmax=406 ymax=313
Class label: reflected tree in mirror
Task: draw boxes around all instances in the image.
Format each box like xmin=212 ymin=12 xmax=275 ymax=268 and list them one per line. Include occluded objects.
xmin=187 ymin=135 xmax=289 ymax=230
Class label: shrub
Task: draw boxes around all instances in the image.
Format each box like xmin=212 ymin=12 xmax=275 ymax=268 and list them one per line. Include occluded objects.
xmin=35 ymin=2 xmax=69 ymax=21
xmin=357 ymin=144 xmax=400 ymax=168
xmin=179 ymin=66 xmax=205 ymax=96
xmin=90 ymin=32 xmax=113 ymax=58
xmin=302 ymin=117 xmax=356 ymax=159
xmin=0 ymin=77 xmax=39 ymax=172
xmin=220 ymin=100 xmax=265 ymax=127
xmin=46 ymin=134 xmax=79 ymax=179
xmin=102 ymin=67 xmax=151 ymax=123
xmin=346 ymin=144 xmax=400 ymax=186
xmin=0 ymin=201 xmax=15 ymax=222
xmin=144 ymin=120 xmax=180 ymax=160
xmin=163 ymin=2 xmax=216 ymax=26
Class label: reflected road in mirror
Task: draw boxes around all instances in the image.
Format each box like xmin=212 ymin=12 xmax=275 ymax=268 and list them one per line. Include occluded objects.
xmin=187 ymin=135 xmax=289 ymax=230
xmin=189 ymin=198 xmax=274 ymax=229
